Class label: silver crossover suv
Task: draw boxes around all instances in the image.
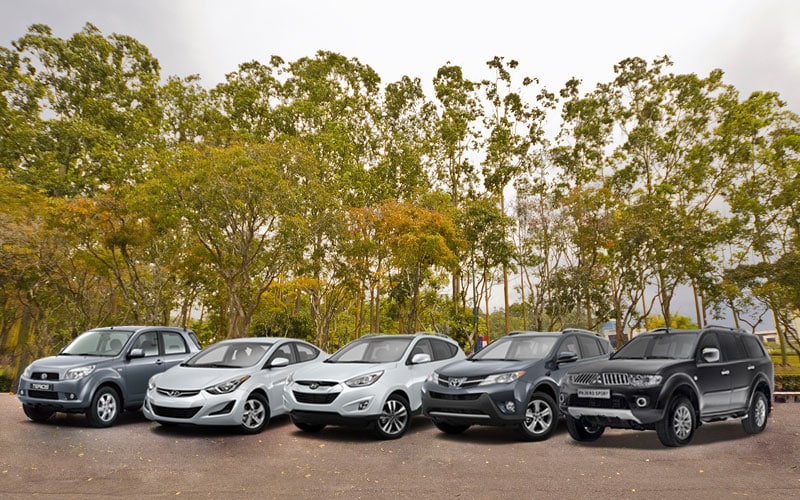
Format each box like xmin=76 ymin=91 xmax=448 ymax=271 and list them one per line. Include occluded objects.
xmin=284 ymin=333 xmax=465 ymax=439
xmin=17 ymin=326 xmax=201 ymax=427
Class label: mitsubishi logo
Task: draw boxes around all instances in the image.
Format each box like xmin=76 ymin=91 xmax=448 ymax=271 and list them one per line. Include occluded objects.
xmin=448 ymin=377 xmax=466 ymax=389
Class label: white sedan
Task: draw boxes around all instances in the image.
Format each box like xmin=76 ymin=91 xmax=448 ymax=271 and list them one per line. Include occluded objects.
xmin=143 ymin=337 xmax=325 ymax=434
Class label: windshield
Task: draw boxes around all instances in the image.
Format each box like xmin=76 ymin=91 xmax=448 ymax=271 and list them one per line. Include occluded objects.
xmin=472 ymin=336 xmax=558 ymax=361
xmin=327 ymin=337 xmax=412 ymax=363
xmin=61 ymin=329 xmax=134 ymax=356
xmin=613 ymin=332 xmax=698 ymax=360
xmin=185 ymin=342 xmax=273 ymax=368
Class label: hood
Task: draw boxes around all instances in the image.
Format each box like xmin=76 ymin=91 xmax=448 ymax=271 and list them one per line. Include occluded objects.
xmin=28 ymin=354 xmax=114 ymax=373
xmin=291 ymin=360 xmax=393 ymax=383
xmin=153 ymin=365 xmax=253 ymax=390
xmin=437 ymin=358 xmax=536 ymax=378
xmin=567 ymin=358 xmax=687 ymax=374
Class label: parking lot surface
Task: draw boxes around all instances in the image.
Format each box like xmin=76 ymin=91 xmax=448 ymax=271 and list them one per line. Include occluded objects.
xmin=1 ymin=393 xmax=798 ymax=498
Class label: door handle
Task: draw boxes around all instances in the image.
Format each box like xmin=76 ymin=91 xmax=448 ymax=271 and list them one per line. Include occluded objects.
xmin=747 ymin=365 xmax=755 ymax=371
xmin=156 ymin=359 xmax=164 ymax=365
xmin=720 ymin=369 xmax=730 ymax=376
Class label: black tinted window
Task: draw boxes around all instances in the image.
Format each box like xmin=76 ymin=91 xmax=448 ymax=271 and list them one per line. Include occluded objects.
xmin=270 ymin=343 xmax=297 ymax=364
xmin=578 ymin=336 xmax=602 ymax=358
xmin=431 ymin=339 xmax=458 ymax=360
xmin=558 ymin=337 xmax=581 ymax=359
xmin=741 ymin=335 xmax=767 ymax=359
xmin=294 ymin=343 xmax=319 ymax=362
xmin=719 ymin=333 xmax=746 ymax=361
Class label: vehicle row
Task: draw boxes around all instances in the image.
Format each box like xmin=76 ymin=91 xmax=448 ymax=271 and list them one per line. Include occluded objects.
xmin=16 ymin=324 xmax=774 ymax=447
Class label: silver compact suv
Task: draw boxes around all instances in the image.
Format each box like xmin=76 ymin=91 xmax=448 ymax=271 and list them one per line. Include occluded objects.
xmin=17 ymin=326 xmax=201 ymax=427
xmin=284 ymin=333 xmax=465 ymax=439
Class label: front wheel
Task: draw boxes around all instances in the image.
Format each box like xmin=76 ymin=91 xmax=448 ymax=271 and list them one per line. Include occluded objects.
xmin=23 ymin=404 xmax=54 ymax=423
xmin=565 ymin=415 xmax=605 ymax=442
xmin=742 ymin=390 xmax=769 ymax=435
xmin=656 ymin=396 xmax=696 ymax=447
xmin=518 ymin=392 xmax=558 ymax=441
xmin=239 ymin=392 xmax=269 ymax=434
xmin=374 ymin=394 xmax=410 ymax=439
xmin=87 ymin=386 xmax=121 ymax=428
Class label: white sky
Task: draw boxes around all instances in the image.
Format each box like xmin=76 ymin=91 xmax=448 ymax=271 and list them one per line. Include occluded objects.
xmin=2 ymin=0 xmax=796 ymax=326
xmin=2 ymin=0 xmax=800 ymax=111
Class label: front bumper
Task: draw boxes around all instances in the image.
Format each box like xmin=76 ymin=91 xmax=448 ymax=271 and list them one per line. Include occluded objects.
xmin=17 ymin=377 xmax=93 ymax=411
xmin=420 ymin=381 xmax=527 ymax=426
xmin=559 ymin=383 xmax=665 ymax=427
xmin=143 ymin=387 xmax=247 ymax=427
xmin=283 ymin=381 xmax=381 ymax=424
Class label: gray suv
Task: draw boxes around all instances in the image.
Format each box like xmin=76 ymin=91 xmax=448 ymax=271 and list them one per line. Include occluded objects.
xmin=17 ymin=326 xmax=201 ymax=427
xmin=421 ymin=330 xmax=612 ymax=441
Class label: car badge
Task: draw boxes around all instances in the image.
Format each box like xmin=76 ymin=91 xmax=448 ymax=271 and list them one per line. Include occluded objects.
xmin=309 ymin=383 xmax=320 ymax=390
xmin=448 ymin=377 xmax=466 ymax=389
xmin=594 ymin=375 xmax=602 ymax=385
xmin=41 ymin=373 xmax=48 ymax=380
xmin=168 ymin=390 xmax=181 ymax=397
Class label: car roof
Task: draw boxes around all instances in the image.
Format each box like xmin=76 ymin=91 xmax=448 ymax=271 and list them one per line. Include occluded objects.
xmin=92 ymin=325 xmax=190 ymax=332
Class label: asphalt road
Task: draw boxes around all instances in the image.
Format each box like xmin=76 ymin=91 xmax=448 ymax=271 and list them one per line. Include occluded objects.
xmin=1 ymin=393 xmax=798 ymax=499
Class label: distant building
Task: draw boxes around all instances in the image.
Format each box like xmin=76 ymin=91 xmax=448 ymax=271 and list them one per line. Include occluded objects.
xmin=754 ymin=330 xmax=779 ymax=344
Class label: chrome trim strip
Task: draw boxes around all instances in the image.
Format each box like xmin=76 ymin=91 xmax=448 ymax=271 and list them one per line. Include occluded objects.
xmin=565 ymin=407 xmax=643 ymax=424
xmin=428 ymin=411 xmax=491 ymax=420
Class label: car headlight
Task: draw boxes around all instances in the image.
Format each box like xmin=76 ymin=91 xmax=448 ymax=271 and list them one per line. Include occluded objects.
xmin=148 ymin=376 xmax=158 ymax=391
xmin=65 ymin=365 xmax=95 ymax=380
xmin=345 ymin=371 xmax=383 ymax=388
xmin=426 ymin=372 xmax=440 ymax=384
xmin=628 ymin=374 xmax=663 ymax=387
xmin=205 ymin=375 xmax=250 ymax=395
xmin=21 ymin=364 xmax=33 ymax=379
xmin=479 ymin=371 xmax=525 ymax=386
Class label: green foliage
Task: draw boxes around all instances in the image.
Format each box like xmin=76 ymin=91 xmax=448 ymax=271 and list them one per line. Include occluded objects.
xmin=645 ymin=314 xmax=698 ymax=330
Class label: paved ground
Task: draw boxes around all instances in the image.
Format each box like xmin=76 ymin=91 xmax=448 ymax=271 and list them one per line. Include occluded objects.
xmin=0 ymin=393 xmax=798 ymax=499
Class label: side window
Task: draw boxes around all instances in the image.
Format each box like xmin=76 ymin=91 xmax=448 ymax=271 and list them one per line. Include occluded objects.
xmin=410 ymin=339 xmax=434 ymax=360
xmin=162 ymin=331 xmax=188 ymax=355
xmin=742 ymin=335 xmax=767 ymax=359
xmin=578 ymin=336 xmax=602 ymax=358
xmin=294 ymin=343 xmax=320 ymax=362
xmin=270 ymin=343 xmax=297 ymax=365
xmin=431 ymin=339 xmax=458 ymax=360
xmin=558 ymin=337 xmax=581 ymax=359
xmin=132 ymin=332 xmax=159 ymax=357
xmin=696 ymin=332 xmax=720 ymax=362
xmin=719 ymin=333 xmax=746 ymax=361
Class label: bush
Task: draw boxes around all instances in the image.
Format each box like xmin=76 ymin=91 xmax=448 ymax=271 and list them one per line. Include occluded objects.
xmin=774 ymin=374 xmax=800 ymax=392
xmin=0 ymin=375 xmax=12 ymax=393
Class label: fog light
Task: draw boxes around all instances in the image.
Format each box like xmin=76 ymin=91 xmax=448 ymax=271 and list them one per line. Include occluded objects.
xmin=19 ymin=390 xmax=25 ymax=396
xmin=68 ymin=393 xmax=76 ymax=400
xmin=635 ymin=397 xmax=649 ymax=408
xmin=502 ymin=401 xmax=516 ymax=414
xmin=358 ymin=401 xmax=370 ymax=411
xmin=559 ymin=393 xmax=566 ymax=404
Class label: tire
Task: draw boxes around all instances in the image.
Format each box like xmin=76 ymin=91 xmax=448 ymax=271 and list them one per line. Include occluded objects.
xmin=656 ymin=396 xmax=696 ymax=447
xmin=291 ymin=415 xmax=326 ymax=433
xmin=433 ymin=420 xmax=470 ymax=435
xmin=517 ymin=392 xmax=558 ymax=441
xmin=86 ymin=386 xmax=121 ymax=428
xmin=374 ymin=394 xmax=410 ymax=439
xmin=565 ymin=415 xmax=605 ymax=442
xmin=742 ymin=390 xmax=769 ymax=435
xmin=239 ymin=392 xmax=269 ymax=434
xmin=23 ymin=404 xmax=54 ymax=423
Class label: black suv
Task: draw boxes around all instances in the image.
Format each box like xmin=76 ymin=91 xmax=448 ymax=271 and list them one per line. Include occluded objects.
xmin=421 ymin=329 xmax=612 ymax=441
xmin=559 ymin=326 xmax=774 ymax=447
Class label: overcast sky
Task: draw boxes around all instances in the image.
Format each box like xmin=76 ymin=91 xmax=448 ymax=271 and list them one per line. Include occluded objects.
xmin=2 ymin=0 xmax=800 ymax=112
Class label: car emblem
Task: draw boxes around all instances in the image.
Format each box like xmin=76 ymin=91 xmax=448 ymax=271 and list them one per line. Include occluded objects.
xmin=168 ymin=390 xmax=181 ymax=397
xmin=309 ymin=383 xmax=319 ymax=390
xmin=594 ymin=376 xmax=602 ymax=385
xmin=448 ymin=377 xmax=466 ymax=389
xmin=41 ymin=373 xmax=48 ymax=380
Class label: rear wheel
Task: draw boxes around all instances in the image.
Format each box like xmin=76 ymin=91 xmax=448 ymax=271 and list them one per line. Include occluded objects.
xmin=433 ymin=420 xmax=470 ymax=435
xmin=742 ymin=390 xmax=769 ymax=435
xmin=23 ymin=404 xmax=54 ymax=423
xmin=239 ymin=393 xmax=269 ymax=434
xmin=565 ymin=415 xmax=605 ymax=442
xmin=656 ymin=396 xmax=695 ymax=447
xmin=374 ymin=394 xmax=410 ymax=439
xmin=518 ymin=392 xmax=558 ymax=441
xmin=86 ymin=387 xmax=120 ymax=428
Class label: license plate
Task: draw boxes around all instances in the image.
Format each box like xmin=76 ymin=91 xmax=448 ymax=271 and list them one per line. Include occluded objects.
xmin=30 ymin=383 xmax=52 ymax=391
xmin=578 ymin=388 xmax=610 ymax=399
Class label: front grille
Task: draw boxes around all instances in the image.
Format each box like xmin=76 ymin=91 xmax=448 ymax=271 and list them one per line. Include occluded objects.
xmin=157 ymin=388 xmax=201 ymax=398
xmin=437 ymin=375 xmax=484 ymax=388
xmin=430 ymin=391 xmax=481 ymax=401
xmin=293 ymin=391 xmax=339 ymax=404
xmin=572 ymin=372 xmax=630 ymax=386
xmin=28 ymin=390 xmax=59 ymax=400
xmin=568 ymin=394 xmax=629 ymax=410
xmin=295 ymin=380 xmax=338 ymax=388
xmin=151 ymin=405 xmax=202 ymax=419
xmin=32 ymin=372 xmax=60 ymax=381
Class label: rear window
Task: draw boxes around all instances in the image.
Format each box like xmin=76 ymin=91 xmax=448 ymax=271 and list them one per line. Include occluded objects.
xmin=741 ymin=335 xmax=767 ymax=359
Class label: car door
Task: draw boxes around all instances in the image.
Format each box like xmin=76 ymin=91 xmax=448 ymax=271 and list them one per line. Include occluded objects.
xmin=160 ymin=331 xmax=191 ymax=370
xmin=404 ymin=338 xmax=438 ymax=410
xmin=264 ymin=342 xmax=297 ymax=415
xmin=124 ymin=331 xmax=164 ymax=405
xmin=549 ymin=335 xmax=584 ymax=384
xmin=694 ymin=331 xmax=732 ymax=415
xmin=718 ymin=332 xmax=750 ymax=411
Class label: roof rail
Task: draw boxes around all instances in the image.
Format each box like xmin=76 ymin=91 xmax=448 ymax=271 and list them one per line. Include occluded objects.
xmin=415 ymin=331 xmax=453 ymax=340
xmin=703 ymin=324 xmax=747 ymax=334
xmin=562 ymin=327 xmax=600 ymax=336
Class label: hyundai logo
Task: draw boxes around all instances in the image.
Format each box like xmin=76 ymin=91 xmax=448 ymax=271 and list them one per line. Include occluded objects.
xmin=448 ymin=377 xmax=466 ymax=389
xmin=168 ymin=390 xmax=181 ymax=397
xmin=309 ymin=383 xmax=320 ymax=390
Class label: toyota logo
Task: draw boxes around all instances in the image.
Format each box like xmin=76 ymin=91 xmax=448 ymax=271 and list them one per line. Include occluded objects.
xmin=448 ymin=377 xmax=466 ymax=389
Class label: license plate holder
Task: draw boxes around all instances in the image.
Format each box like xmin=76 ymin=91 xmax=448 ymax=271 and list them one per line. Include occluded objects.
xmin=577 ymin=388 xmax=610 ymax=399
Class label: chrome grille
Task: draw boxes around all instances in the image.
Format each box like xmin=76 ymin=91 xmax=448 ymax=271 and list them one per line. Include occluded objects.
xmin=571 ymin=372 xmax=630 ymax=385
xmin=157 ymin=388 xmax=201 ymax=398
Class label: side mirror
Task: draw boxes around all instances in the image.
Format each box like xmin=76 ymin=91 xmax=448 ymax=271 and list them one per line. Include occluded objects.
xmin=128 ymin=348 xmax=145 ymax=359
xmin=701 ymin=347 xmax=720 ymax=363
xmin=557 ymin=351 xmax=579 ymax=364
xmin=269 ymin=357 xmax=290 ymax=368
xmin=411 ymin=353 xmax=432 ymax=364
